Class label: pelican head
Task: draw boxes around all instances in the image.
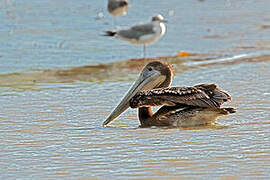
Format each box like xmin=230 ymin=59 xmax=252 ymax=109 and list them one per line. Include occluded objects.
xmin=103 ymin=61 xmax=173 ymax=126
xmin=152 ymin=14 xmax=167 ymax=23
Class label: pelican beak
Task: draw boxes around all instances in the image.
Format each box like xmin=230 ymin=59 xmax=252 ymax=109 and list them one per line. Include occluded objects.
xmin=103 ymin=70 xmax=166 ymax=126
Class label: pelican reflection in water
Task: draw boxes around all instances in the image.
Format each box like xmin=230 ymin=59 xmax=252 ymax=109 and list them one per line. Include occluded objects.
xmin=103 ymin=61 xmax=235 ymax=127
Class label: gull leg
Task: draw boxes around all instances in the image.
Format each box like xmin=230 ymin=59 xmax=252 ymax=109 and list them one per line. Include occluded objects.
xmin=143 ymin=44 xmax=146 ymax=59
xmin=113 ymin=17 xmax=117 ymax=27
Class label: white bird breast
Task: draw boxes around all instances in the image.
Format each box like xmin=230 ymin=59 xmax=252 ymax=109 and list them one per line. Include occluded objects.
xmin=137 ymin=22 xmax=166 ymax=44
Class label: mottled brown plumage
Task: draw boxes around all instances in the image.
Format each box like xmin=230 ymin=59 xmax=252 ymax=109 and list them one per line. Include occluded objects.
xmin=103 ymin=61 xmax=235 ymax=127
xmin=129 ymin=62 xmax=235 ymax=127
xmin=130 ymin=84 xmax=231 ymax=109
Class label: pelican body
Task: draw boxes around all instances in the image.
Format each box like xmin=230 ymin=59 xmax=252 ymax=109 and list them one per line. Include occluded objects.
xmin=104 ymin=14 xmax=166 ymax=57
xmin=103 ymin=61 xmax=235 ymax=127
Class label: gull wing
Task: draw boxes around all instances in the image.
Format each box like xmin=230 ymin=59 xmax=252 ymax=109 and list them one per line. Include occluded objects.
xmin=130 ymin=84 xmax=231 ymax=108
xmin=117 ymin=23 xmax=154 ymax=40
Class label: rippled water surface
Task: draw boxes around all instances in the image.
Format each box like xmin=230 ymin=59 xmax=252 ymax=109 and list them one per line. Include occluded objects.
xmin=0 ymin=0 xmax=270 ymax=179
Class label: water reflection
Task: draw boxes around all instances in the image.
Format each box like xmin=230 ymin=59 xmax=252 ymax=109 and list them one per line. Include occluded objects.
xmin=1 ymin=52 xmax=269 ymax=93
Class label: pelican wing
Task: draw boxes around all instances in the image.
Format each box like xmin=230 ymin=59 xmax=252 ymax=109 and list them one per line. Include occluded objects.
xmin=130 ymin=84 xmax=231 ymax=108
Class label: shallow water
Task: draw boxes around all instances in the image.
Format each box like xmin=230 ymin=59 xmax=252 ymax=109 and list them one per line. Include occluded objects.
xmin=1 ymin=0 xmax=270 ymax=179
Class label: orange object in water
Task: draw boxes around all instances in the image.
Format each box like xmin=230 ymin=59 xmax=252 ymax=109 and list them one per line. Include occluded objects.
xmin=177 ymin=51 xmax=191 ymax=57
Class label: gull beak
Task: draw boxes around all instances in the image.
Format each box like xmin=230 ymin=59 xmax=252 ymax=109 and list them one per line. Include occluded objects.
xmin=103 ymin=70 xmax=166 ymax=127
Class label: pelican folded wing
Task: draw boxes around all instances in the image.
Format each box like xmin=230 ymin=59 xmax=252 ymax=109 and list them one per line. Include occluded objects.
xmin=130 ymin=84 xmax=230 ymax=108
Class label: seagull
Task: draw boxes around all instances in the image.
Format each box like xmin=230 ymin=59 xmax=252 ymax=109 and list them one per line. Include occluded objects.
xmin=107 ymin=0 xmax=129 ymax=23
xmin=104 ymin=14 xmax=167 ymax=58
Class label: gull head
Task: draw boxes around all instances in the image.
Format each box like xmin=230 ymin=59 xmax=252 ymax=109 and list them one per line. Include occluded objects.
xmin=152 ymin=14 xmax=166 ymax=22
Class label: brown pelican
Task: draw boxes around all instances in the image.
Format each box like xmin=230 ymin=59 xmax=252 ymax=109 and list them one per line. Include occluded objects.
xmin=103 ymin=61 xmax=235 ymax=127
